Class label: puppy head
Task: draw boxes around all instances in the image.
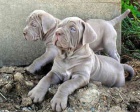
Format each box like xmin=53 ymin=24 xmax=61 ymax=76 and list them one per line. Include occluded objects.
xmin=53 ymin=17 xmax=97 ymax=52
xmin=23 ymin=10 xmax=56 ymax=41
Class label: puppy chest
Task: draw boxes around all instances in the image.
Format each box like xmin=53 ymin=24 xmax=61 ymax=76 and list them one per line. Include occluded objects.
xmin=52 ymin=59 xmax=73 ymax=81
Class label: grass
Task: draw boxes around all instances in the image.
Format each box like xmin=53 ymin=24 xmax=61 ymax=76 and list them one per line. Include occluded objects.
xmin=121 ymin=0 xmax=140 ymax=59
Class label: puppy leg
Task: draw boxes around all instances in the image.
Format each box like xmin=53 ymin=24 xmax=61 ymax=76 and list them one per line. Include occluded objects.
xmin=26 ymin=47 xmax=58 ymax=74
xmin=103 ymin=38 xmax=120 ymax=62
xmin=106 ymin=47 xmax=120 ymax=62
xmin=28 ymin=72 xmax=61 ymax=103
xmin=113 ymin=72 xmax=125 ymax=87
xmin=51 ymin=75 xmax=89 ymax=112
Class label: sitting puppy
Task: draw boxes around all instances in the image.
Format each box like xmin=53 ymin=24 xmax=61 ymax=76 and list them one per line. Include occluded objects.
xmin=23 ymin=10 xmax=130 ymax=74
xmin=28 ymin=17 xmax=134 ymax=112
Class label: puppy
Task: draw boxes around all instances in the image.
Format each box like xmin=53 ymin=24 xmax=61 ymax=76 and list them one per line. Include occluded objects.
xmin=28 ymin=17 xmax=134 ymax=112
xmin=23 ymin=9 xmax=130 ymax=74
xmin=87 ymin=9 xmax=130 ymax=61
xmin=23 ymin=10 xmax=60 ymax=74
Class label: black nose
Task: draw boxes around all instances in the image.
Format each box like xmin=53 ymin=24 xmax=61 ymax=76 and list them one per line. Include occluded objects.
xmin=23 ymin=31 xmax=27 ymax=36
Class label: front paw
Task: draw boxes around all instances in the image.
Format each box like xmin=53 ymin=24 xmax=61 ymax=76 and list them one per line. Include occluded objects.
xmin=51 ymin=94 xmax=68 ymax=112
xmin=25 ymin=66 xmax=36 ymax=74
xmin=28 ymin=86 xmax=47 ymax=103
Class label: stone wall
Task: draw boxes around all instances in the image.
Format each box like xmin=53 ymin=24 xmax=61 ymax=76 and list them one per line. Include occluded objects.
xmin=0 ymin=0 xmax=121 ymax=67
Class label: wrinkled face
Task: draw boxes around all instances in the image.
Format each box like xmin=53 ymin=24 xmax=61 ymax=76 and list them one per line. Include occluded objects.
xmin=23 ymin=14 xmax=42 ymax=41
xmin=53 ymin=17 xmax=84 ymax=51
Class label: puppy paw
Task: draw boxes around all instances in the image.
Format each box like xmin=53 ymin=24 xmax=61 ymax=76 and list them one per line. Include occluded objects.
xmin=25 ymin=66 xmax=36 ymax=75
xmin=28 ymin=86 xmax=47 ymax=103
xmin=51 ymin=94 xmax=68 ymax=112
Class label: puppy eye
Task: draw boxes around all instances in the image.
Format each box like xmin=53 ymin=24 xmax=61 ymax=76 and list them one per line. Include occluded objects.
xmin=70 ymin=26 xmax=76 ymax=32
xmin=31 ymin=22 xmax=36 ymax=27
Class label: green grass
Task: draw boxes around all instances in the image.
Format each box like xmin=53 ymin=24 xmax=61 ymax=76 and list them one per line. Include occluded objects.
xmin=121 ymin=0 xmax=140 ymax=59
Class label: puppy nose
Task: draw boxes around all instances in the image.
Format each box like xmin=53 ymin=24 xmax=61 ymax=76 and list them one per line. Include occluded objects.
xmin=23 ymin=31 xmax=27 ymax=36
xmin=55 ymin=31 xmax=63 ymax=36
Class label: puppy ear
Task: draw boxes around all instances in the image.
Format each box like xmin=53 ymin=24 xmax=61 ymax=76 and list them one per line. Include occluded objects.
xmin=40 ymin=13 xmax=56 ymax=34
xmin=82 ymin=22 xmax=97 ymax=45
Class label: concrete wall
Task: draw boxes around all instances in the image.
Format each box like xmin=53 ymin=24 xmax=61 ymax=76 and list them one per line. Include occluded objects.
xmin=0 ymin=0 xmax=121 ymax=67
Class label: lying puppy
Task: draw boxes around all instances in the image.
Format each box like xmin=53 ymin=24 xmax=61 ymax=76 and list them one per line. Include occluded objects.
xmin=28 ymin=17 xmax=134 ymax=112
xmin=23 ymin=9 xmax=130 ymax=74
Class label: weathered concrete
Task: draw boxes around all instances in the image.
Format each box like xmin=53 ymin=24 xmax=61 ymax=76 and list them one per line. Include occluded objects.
xmin=0 ymin=0 xmax=121 ymax=67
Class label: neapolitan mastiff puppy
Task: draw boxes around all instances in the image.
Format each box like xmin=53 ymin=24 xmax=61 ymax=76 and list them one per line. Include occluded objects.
xmin=23 ymin=10 xmax=60 ymax=73
xmin=28 ymin=17 xmax=134 ymax=112
xmin=23 ymin=9 xmax=130 ymax=74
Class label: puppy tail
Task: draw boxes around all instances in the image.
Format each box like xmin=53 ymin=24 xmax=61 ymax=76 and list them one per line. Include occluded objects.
xmin=122 ymin=64 xmax=135 ymax=81
xmin=109 ymin=9 xmax=130 ymax=26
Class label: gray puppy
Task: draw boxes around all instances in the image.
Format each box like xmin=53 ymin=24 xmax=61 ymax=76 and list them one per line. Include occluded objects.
xmin=23 ymin=9 xmax=130 ymax=74
xmin=23 ymin=10 xmax=60 ymax=74
xmin=28 ymin=17 xmax=134 ymax=112
xmin=87 ymin=10 xmax=131 ymax=61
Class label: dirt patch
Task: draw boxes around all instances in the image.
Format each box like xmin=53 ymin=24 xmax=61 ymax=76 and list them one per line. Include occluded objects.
xmin=0 ymin=59 xmax=140 ymax=112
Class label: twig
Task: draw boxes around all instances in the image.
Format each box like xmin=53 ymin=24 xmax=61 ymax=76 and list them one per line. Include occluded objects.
xmin=116 ymin=89 xmax=127 ymax=104
xmin=119 ymin=93 xmax=124 ymax=103
xmin=0 ymin=92 xmax=7 ymax=100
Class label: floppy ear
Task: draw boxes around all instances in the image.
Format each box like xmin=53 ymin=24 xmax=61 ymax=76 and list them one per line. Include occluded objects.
xmin=82 ymin=22 xmax=97 ymax=45
xmin=40 ymin=13 xmax=56 ymax=34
